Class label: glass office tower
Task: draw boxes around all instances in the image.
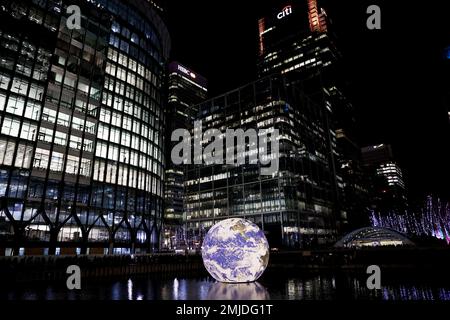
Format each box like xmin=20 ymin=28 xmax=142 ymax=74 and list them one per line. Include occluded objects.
xmin=163 ymin=62 xmax=207 ymax=250
xmin=185 ymin=75 xmax=338 ymax=249
xmin=258 ymin=0 xmax=368 ymax=232
xmin=0 ymin=0 xmax=170 ymax=256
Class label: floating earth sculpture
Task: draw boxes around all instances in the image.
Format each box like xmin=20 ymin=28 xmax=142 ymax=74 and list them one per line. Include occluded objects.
xmin=201 ymin=218 xmax=270 ymax=283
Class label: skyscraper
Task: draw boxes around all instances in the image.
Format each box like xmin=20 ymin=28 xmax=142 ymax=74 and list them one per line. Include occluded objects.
xmin=361 ymin=144 xmax=407 ymax=213
xmin=257 ymin=0 xmax=336 ymax=78
xmin=0 ymin=0 xmax=170 ymax=256
xmin=163 ymin=62 xmax=207 ymax=249
xmin=185 ymin=75 xmax=339 ymax=249
xmin=257 ymin=0 xmax=367 ymax=231
xmin=182 ymin=0 xmax=369 ymax=248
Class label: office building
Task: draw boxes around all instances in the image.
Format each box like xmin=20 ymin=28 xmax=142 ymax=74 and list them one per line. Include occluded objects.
xmin=0 ymin=0 xmax=170 ymax=255
xmin=163 ymin=62 xmax=207 ymax=249
xmin=185 ymin=75 xmax=339 ymax=249
xmin=258 ymin=0 xmax=368 ymax=231
xmin=361 ymin=144 xmax=407 ymax=212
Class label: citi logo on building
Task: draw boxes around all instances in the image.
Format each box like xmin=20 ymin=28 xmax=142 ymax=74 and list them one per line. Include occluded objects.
xmin=277 ymin=5 xmax=293 ymax=20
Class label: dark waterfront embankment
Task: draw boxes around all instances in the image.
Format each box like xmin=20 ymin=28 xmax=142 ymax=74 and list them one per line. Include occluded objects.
xmin=269 ymin=247 xmax=450 ymax=272
xmin=0 ymin=253 xmax=205 ymax=284
xmin=1 ymin=247 xmax=450 ymax=284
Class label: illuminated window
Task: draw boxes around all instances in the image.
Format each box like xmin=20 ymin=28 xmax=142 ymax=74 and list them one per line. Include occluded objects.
xmin=83 ymin=139 xmax=93 ymax=152
xmin=11 ymin=78 xmax=28 ymax=95
xmin=20 ymin=122 xmax=37 ymax=141
xmin=54 ymin=131 xmax=67 ymax=146
xmin=66 ymin=155 xmax=79 ymax=175
xmin=28 ymin=84 xmax=44 ymax=101
xmin=72 ymin=116 xmax=84 ymax=131
xmin=14 ymin=143 xmax=32 ymax=169
xmin=100 ymin=108 xmax=111 ymax=123
xmin=122 ymin=116 xmax=131 ymax=130
xmin=0 ymin=93 xmax=6 ymax=111
xmin=69 ymin=135 xmax=82 ymax=150
xmin=50 ymin=152 xmax=64 ymax=172
xmin=0 ymin=73 xmax=11 ymax=90
xmin=80 ymin=158 xmax=91 ymax=177
xmin=93 ymin=160 xmax=106 ymax=182
xmin=24 ymin=101 xmax=41 ymax=120
xmin=98 ymin=124 xmax=109 ymax=140
xmin=120 ymin=148 xmax=129 ymax=163
xmin=57 ymin=112 xmax=70 ymax=127
xmin=95 ymin=142 xmax=108 ymax=158
xmin=107 ymin=145 xmax=119 ymax=161
xmin=111 ymin=112 xmax=121 ymax=127
xmin=110 ymin=128 xmax=120 ymax=144
xmin=106 ymin=162 xmax=117 ymax=183
xmin=121 ymin=132 xmax=131 ymax=147
xmin=114 ymin=97 xmax=123 ymax=111
xmin=6 ymin=96 xmax=25 ymax=116
xmin=33 ymin=148 xmax=50 ymax=169
xmin=1 ymin=117 xmax=20 ymax=137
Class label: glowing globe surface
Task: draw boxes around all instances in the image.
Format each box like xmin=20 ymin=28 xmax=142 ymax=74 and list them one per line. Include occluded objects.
xmin=201 ymin=218 xmax=270 ymax=283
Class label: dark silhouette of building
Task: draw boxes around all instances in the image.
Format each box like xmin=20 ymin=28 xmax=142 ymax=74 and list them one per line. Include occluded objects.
xmin=361 ymin=144 xmax=407 ymax=213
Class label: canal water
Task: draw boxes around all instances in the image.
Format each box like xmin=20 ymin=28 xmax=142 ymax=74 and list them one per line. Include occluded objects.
xmin=2 ymin=270 xmax=450 ymax=300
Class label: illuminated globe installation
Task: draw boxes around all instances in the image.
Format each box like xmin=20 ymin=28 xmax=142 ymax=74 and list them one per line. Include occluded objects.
xmin=201 ymin=218 xmax=270 ymax=283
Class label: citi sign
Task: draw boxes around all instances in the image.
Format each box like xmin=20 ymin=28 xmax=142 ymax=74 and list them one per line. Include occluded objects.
xmin=277 ymin=5 xmax=293 ymax=20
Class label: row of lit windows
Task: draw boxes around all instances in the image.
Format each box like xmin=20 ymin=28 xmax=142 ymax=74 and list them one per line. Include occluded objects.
xmin=37 ymin=127 xmax=94 ymax=153
xmin=108 ymin=33 xmax=161 ymax=71
xmin=41 ymin=107 xmax=96 ymax=134
xmin=107 ymin=48 xmax=159 ymax=86
xmin=1 ymin=116 xmax=38 ymax=141
xmin=104 ymin=63 xmax=161 ymax=111
xmin=0 ymin=139 xmax=33 ymax=169
xmin=96 ymin=124 xmax=159 ymax=156
xmin=34 ymin=148 xmax=91 ymax=177
xmin=0 ymin=73 xmax=45 ymax=99
xmin=101 ymin=92 xmax=161 ymax=125
xmin=92 ymin=160 xmax=160 ymax=195
xmin=0 ymin=94 xmax=41 ymax=121
xmin=98 ymin=107 xmax=154 ymax=137
xmin=95 ymin=141 xmax=161 ymax=170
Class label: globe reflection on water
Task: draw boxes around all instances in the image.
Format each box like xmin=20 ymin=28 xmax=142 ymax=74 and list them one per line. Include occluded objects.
xmin=206 ymin=282 xmax=270 ymax=300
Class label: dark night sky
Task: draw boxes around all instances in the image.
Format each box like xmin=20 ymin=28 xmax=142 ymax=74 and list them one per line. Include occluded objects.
xmin=165 ymin=0 xmax=450 ymax=201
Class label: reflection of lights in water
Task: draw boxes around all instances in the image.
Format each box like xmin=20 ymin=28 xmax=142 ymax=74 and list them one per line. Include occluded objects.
xmin=287 ymin=279 xmax=295 ymax=298
xmin=381 ymin=285 xmax=450 ymax=301
xmin=439 ymin=288 xmax=450 ymax=300
xmin=127 ymin=279 xmax=133 ymax=300
xmin=206 ymin=282 xmax=270 ymax=300
xmin=111 ymin=282 xmax=121 ymax=300
xmin=173 ymin=278 xmax=179 ymax=300
xmin=199 ymin=280 xmax=213 ymax=300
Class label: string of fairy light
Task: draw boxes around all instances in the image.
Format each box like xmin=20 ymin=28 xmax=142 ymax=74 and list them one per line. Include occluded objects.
xmin=370 ymin=197 xmax=450 ymax=244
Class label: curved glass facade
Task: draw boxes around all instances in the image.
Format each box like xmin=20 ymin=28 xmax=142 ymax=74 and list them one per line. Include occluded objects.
xmin=0 ymin=0 xmax=170 ymax=255
xmin=334 ymin=227 xmax=415 ymax=248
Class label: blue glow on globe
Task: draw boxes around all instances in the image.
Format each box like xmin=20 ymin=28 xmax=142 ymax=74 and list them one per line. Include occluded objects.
xmin=201 ymin=218 xmax=270 ymax=283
